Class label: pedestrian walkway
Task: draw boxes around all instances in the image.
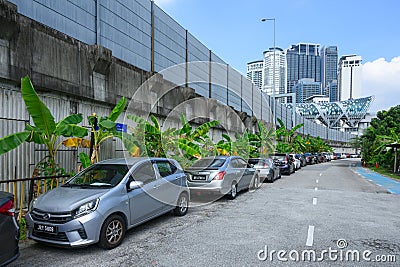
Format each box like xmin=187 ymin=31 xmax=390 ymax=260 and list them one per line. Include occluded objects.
xmin=357 ymin=167 xmax=400 ymax=194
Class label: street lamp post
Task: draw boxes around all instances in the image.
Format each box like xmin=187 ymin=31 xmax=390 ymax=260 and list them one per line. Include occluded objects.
xmin=261 ymin=18 xmax=276 ymax=122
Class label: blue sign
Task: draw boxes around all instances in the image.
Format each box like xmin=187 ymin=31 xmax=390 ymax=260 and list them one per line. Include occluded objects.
xmin=116 ymin=123 xmax=127 ymax=133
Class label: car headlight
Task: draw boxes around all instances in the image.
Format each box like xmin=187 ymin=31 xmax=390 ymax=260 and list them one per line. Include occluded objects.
xmin=29 ymin=198 xmax=37 ymax=211
xmin=72 ymin=198 xmax=99 ymax=218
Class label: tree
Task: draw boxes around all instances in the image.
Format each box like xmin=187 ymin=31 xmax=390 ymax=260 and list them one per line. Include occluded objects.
xmin=0 ymin=76 xmax=87 ymax=175
xmin=275 ymin=118 xmax=304 ymax=153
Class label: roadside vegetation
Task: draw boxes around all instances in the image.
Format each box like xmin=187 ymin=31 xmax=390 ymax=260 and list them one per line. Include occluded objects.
xmin=0 ymin=76 xmax=334 ymax=171
xmin=360 ymin=105 xmax=400 ymax=176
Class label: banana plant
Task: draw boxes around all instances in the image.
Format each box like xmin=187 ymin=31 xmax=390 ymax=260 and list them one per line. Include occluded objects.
xmin=0 ymin=76 xmax=88 ymax=174
xmin=85 ymin=97 xmax=127 ymax=164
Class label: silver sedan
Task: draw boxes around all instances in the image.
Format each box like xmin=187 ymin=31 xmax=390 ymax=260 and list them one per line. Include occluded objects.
xmin=185 ymin=156 xmax=259 ymax=200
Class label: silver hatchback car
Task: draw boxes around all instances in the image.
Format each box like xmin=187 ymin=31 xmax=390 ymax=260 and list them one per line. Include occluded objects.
xmin=26 ymin=157 xmax=189 ymax=249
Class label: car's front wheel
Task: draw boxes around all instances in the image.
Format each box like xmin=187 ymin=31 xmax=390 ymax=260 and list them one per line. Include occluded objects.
xmin=173 ymin=193 xmax=189 ymax=216
xmin=99 ymin=214 xmax=126 ymax=249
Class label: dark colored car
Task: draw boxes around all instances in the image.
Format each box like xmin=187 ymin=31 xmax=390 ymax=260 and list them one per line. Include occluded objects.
xmin=0 ymin=191 xmax=19 ymax=266
xmin=271 ymin=153 xmax=295 ymax=175
xmin=304 ymin=153 xmax=317 ymax=165
xmin=296 ymin=154 xmax=307 ymax=167
xmin=185 ymin=156 xmax=259 ymax=200
xmin=248 ymin=158 xmax=281 ymax=183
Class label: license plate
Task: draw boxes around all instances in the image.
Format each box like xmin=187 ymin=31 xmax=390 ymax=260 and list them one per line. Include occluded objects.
xmin=35 ymin=223 xmax=58 ymax=234
xmin=192 ymin=175 xmax=206 ymax=180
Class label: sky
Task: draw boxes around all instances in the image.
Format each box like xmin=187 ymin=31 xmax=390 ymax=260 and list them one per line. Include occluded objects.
xmin=154 ymin=0 xmax=400 ymax=113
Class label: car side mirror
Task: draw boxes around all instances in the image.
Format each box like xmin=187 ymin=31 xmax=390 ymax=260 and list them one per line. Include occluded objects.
xmin=128 ymin=181 xmax=144 ymax=191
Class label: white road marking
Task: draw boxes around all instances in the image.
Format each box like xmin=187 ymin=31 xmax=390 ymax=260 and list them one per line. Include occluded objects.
xmin=316 ymin=179 xmax=319 ymax=183
xmin=313 ymin=197 xmax=317 ymax=205
xmin=315 ymin=187 xmax=318 ymax=191
xmin=319 ymin=173 xmax=322 ymax=177
xmin=306 ymin=225 xmax=315 ymax=246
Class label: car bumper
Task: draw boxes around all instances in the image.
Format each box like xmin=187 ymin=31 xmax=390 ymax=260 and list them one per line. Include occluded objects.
xmin=278 ymin=165 xmax=291 ymax=174
xmin=187 ymin=180 xmax=229 ymax=195
xmin=26 ymin=210 xmax=103 ymax=247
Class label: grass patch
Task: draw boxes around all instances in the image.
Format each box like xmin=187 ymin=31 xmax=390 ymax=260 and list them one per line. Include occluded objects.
xmin=367 ymin=166 xmax=400 ymax=180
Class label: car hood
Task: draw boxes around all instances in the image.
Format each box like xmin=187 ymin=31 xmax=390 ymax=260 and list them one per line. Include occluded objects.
xmin=34 ymin=187 xmax=109 ymax=212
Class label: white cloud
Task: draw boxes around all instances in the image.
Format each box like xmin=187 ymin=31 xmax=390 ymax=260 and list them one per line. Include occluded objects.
xmin=363 ymin=56 xmax=400 ymax=112
xmin=153 ymin=0 xmax=175 ymax=8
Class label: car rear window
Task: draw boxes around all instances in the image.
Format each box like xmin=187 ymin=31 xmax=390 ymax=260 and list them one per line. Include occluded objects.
xmin=191 ymin=158 xmax=226 ymax=168
xmin=271 ymin=155 xmax=286 ymax=161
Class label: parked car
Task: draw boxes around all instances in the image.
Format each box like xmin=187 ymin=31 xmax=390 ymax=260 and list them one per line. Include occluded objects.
xmin=248 ymin=158 xmax=281 ymax=183
xmin=185 ymin=156 xmax=259 ymax=200
xmin=304 ymin=153 xmax=317 ymax=165
xmin=271 ymin=153 xmax=295 ymax=175
xmin=289 ymin=154 xmax=301 ymax=170
xmin=26 ymin=157 xmax=189 ymax=249
xmin=296 ymin=154 xmax=307 ymax=167
xmin=0 ymin=191 xmax=19 ymax=266
xmin=333 ymin=152 xmax=342 ymax=160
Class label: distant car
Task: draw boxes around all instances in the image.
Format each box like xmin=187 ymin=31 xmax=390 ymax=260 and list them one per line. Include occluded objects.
xmin=0 ymin=191 xmax=19 ymax=266
xmin=296 ymin=154 xmax=307 ymax=167
xmin=289 ymin=154 xmax=301 ymax=170
xmin=333 ymin=152 xmax=342 ymax=160
xmin=248 ymin=158 xmax=281 ymax=183
xmin=185 ymin=156 xmax=259 ymax=200
xmin=26 ymin=157 xmax=189 ymax=249
xmin=304 ymin=153 xmax=317 ymax=165
xmin=271 ymin=153 xmax=295 ymax=175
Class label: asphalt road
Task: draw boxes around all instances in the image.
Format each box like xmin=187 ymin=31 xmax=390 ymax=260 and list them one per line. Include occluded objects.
xmin=12 ymin=159 xmax=400 ymax=266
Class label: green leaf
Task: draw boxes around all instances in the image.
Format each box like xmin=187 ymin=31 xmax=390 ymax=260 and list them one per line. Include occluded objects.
xmin=150 ymin=115 xmax=160 ymax=131
xmin=0 ymin=131 xmax=30 ymax=155
xmin=99 ymin=119 xmax=116 ymax=129
xmin=21 ymin=76 xmax=56 ymax=136
xmin=24 ymin=124 xmax=46 ymax=144
xmin=56 ymin=114 xmax=83 ymax=127
xmin=79 ymin=152 xmax=91 ymax=169
xmin=55 ymin=125 xmax=88 ymax=138
xmin=108 ymin=97 xmax=127 ymax=122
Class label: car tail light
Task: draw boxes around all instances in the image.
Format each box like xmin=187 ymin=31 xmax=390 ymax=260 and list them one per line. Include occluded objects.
xmin=213 ymin=171 xmax=226 ymax=180
xmin=0 ymin=199 xmax=15 ymax=216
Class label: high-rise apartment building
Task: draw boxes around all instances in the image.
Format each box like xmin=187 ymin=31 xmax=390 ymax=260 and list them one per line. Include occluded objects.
xmin=337 ymin=55 xmax=362 ymax=100
xmin=246 ymin=60 xmax=263 ymax=91
xmin=262 ymin=47 xmax=287 ymax=96
xmin=286 ymin=43 xmax=322 ymax=102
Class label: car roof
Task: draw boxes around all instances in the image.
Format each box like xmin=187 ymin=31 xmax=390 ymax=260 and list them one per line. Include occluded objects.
xmin=96 ymin=157 xmax=174 ymax=165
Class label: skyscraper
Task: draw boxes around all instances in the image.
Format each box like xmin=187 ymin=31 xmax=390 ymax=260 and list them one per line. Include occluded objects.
xmin=262 ymin=47 xmax=287 ymax=96
xmin=294 ymin=78 xmax=322 ymax=103
xmin=286 ymin=43 xmax=322 ymax=102
xmin=321 ymin=46 xmax=338 ymax=98
xmin=337 ymin=55 xmax=362 ymax=100
xmin=246 ymin=60 xmax=263 ymax=91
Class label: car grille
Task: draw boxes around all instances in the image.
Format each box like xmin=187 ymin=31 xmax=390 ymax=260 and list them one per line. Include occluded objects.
xmin=32 ymin=230 xmax=69 ymax=242
xmin=31 ymin=208 xmax=73 ymax=224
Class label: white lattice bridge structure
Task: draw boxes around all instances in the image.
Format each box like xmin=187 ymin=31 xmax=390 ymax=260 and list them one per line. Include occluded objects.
xmin=286 ymin=96 xmax=374 ymax=129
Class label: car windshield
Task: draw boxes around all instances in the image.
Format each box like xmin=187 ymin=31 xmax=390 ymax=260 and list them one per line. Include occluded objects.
xmin=190 ymin=158 xmax=226 ymax=168
xmin=64 ymin=164 xmax=130 ymax=188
